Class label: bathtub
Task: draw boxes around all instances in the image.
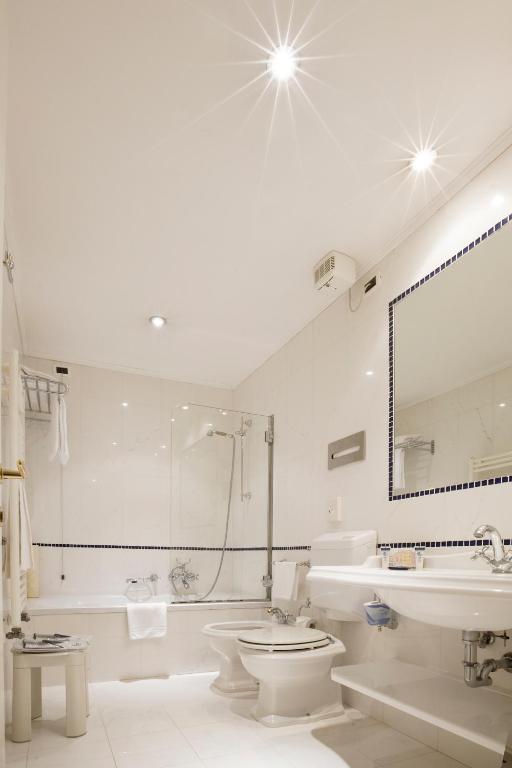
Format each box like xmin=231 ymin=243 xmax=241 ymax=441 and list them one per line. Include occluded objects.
xmin=21 ymin=594 xmax=269 ymax=684
xmin=27 ymin=592 xmax=265 ymax=615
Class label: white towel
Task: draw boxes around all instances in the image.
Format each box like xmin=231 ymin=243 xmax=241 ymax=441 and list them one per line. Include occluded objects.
xmin=272 ymin=561 xmax=299 ymax=600
xmin=126 ymin=602 xmax=167 ymax=640
xmin=7 ymin=480 xmax=34 ymax=574
xmin=49 ymin=394 xmax=69 ymax=466
xmin=393 ymin=448 xmax=405 ymax=491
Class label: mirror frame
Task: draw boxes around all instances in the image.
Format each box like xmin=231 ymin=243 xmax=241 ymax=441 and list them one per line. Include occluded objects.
xmin=388 ymin=213 xmax=512 ymax=501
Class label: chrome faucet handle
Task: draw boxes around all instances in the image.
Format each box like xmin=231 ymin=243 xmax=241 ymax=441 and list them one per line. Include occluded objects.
xmin=472 ymin=546 xmax=493 ymax=563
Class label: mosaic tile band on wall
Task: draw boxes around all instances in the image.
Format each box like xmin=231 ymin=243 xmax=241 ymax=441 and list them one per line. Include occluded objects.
xmin=377 ymin=538 xmax=512 ymax=549
xmin=33 ymin=543 xmax=311 ymax=552
xmin=33 ymin=540 xmax=506 ymax=551
xmin=388 ymin=212 xmax=512 ymax=501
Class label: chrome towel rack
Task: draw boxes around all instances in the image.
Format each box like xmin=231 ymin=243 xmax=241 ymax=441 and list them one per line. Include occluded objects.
xmin=21 ymin=371 xmax=68 ymax=416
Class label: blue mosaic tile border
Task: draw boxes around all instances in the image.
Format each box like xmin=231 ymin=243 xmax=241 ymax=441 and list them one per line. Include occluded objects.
xmin=33 ymin=542 xmax=311 ymax=552
xmin=388 ymin=213 xmax=512 ymax=501
xmin=378 ymin=538 xmax=511 ymax=549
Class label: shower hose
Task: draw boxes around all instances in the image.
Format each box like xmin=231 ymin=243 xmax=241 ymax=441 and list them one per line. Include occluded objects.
xmin=197 ymin=435 xmax=236 ymax=601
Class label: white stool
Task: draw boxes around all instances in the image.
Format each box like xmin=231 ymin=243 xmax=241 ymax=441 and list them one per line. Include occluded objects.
xmin=11 ymin=649 xmax=89 ymax=742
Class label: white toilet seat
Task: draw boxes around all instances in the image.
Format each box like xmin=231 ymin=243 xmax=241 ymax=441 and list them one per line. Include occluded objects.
xmin=203 ymin=620 xmax=270 ymax=639
xmin=238 ymin=625 xmax=331 ymax=651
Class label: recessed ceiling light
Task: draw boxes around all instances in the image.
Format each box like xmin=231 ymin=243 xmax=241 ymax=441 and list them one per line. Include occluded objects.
xmin=161 ymin=444 xmax=167 ymax=449
xmin=122 ymin=401 xmax=128 ymax=408
xmin=268 ymin=46 xmax=298 ymax=82
xmin=221 ymin=410 xmax=227 ymax=416
xmin=411 ymin=148 xmax=437 ymax=173
xmin=171 ymin=417 xmax=176 ymax=422
xmin=491 ymin=193 xmax=505 ymax=207
xmin=148 ymin=315 xmax=167 ymax=329
xmin=112 ymin=441 xmax=118 ymax=446
xmin=498 ymin=402 xmax=507 ymax=408
xmin=181 ymin=405 xmax=189 ymax=410
xmin=365 ymin=370 xmax=374 ymax=377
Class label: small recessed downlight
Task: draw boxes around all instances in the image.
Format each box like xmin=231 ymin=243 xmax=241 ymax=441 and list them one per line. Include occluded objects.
xmin=149 ymin=315 xmax=167 ymax=329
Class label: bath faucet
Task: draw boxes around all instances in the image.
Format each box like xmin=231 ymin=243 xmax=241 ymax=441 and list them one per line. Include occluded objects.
xmin=267 ymin=607 xmax=296 ymax=625
xmin=472 ymin=524 xmax=512 ymax=573
xmin=169 ymin=559 xmax=199 ymax=594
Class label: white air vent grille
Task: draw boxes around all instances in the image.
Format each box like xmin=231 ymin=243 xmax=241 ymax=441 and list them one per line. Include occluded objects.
xmin=315 ymin=255 xmax=336 ymax=284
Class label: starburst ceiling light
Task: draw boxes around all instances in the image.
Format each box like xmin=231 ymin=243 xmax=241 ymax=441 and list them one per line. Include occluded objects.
xmin=267 ymin=45 xmax=298 ymax=81
xmin=410 ymin=147 xmax=437 ymax=173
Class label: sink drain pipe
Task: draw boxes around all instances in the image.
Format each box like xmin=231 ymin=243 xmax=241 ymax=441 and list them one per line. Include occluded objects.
xmin=462 ymin=630 xmax=512 ymax=687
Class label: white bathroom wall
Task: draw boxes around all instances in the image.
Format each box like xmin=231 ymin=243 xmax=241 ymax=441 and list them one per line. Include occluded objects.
xmin=233 ymin=144 xmax=512 ymax=751
xmin=24 ymin=356 xmax=234 ymax=595
xmin=234 ymin=144 xmax=512 ymax=546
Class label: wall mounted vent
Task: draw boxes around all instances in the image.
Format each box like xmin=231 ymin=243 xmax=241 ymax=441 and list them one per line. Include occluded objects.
xmin=314 ymin=251 xmax=356 ymax=293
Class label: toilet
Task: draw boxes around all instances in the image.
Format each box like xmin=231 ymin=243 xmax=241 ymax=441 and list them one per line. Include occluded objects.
xmin=238 ymin=530 xmax=377 ymax=726
xmin=238 ymin=624 xmax=345 ymax=727
xmin=202 ymin=620 xmax=270 ymax=695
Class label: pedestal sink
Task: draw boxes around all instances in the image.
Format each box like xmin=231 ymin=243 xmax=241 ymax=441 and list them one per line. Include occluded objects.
xmin=307 ymin=559 xmax=512 ymax=630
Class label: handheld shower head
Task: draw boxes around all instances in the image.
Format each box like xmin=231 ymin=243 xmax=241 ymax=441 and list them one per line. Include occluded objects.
xmin=207 ymin=429 xmax=234 ymax=439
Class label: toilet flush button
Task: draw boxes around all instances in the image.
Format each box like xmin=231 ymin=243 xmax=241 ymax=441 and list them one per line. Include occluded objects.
xmin=328 ymin=497 xmax=343 ymax=523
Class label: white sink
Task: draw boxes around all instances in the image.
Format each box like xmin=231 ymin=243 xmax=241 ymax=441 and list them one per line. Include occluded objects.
xmin=307 ymin=561 xmax=512 ymax=630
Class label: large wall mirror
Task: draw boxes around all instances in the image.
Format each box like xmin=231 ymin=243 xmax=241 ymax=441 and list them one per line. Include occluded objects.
xmin=389 ymin=215 xmax=512 ymax=500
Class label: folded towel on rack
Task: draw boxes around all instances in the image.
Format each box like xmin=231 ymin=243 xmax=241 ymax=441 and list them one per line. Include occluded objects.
xmin=272 ymin=561 xmax=299 ymax=600
xmin=49 ymin=393 xmax=69 ymax=466
xmin=126 ymin=602 xmax=167 ymax=640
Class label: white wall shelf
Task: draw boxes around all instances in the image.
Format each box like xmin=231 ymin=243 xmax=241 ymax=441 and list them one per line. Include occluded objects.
xmin=332 ymin=661 xmax=512 ymax=757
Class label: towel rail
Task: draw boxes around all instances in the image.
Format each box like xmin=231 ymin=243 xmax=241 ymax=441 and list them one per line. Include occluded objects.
xmin=21 ymin=371 xmax=68 ymax=416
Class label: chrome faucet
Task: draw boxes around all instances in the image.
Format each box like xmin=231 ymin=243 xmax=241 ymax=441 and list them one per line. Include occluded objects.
xmin=168 ymin=559 xmax=199 ymax=594
xmin=267 ymin=607 xmax=296 ymax=625
xmin=472 ymin=524 xmax=512 ymax=573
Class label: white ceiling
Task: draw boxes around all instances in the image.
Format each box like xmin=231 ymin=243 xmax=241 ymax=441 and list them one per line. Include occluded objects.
xmin=5 ymin=0 xmax=512 ymax=388
xmin=395 ymin=222 xmax=512 ymax=409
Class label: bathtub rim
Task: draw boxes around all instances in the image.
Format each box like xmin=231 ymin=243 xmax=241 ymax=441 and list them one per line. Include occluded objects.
xmin=26 ymin=596 xmax=270 ymax=616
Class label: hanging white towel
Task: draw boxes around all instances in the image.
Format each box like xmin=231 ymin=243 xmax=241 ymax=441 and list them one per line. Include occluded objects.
xmin=7 ymin=480 xmax=33 ymax=573
xmin=49 ymin=393 xmax=69 ymax=466
xmin=393 ymin=434 xmax=421 ymax=491
xmin=272 ymin=561 xmax=299 ymax=600
xmin=126 ymin=602 xmax=167 ymax=640
xmin=393 ymin=448 xmax=405 ymax=491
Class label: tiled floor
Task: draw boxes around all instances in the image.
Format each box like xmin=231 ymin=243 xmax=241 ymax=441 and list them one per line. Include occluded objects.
xmin=5 ymin=672 xmax=474 ymax=768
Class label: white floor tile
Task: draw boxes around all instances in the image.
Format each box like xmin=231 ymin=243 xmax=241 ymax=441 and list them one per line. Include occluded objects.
xmin=102 ymin=702 xmax=175 ymax=738
xmin=6 ymin=759 xmax=28 ymax=768
xmin=181 ymin=720 xmax=266 ymax=759
xmin=5 ymin=672 xmax=477 ymax=768
xmin=392 ymin=754 xmax=470 ymax=768
xmin=202 ymin=744 xmax=295 ymax=767
xmin=109 ymin=726 xmax=200 ymax=768
xmin=355 ymin=726 xmax=433 ymax=765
